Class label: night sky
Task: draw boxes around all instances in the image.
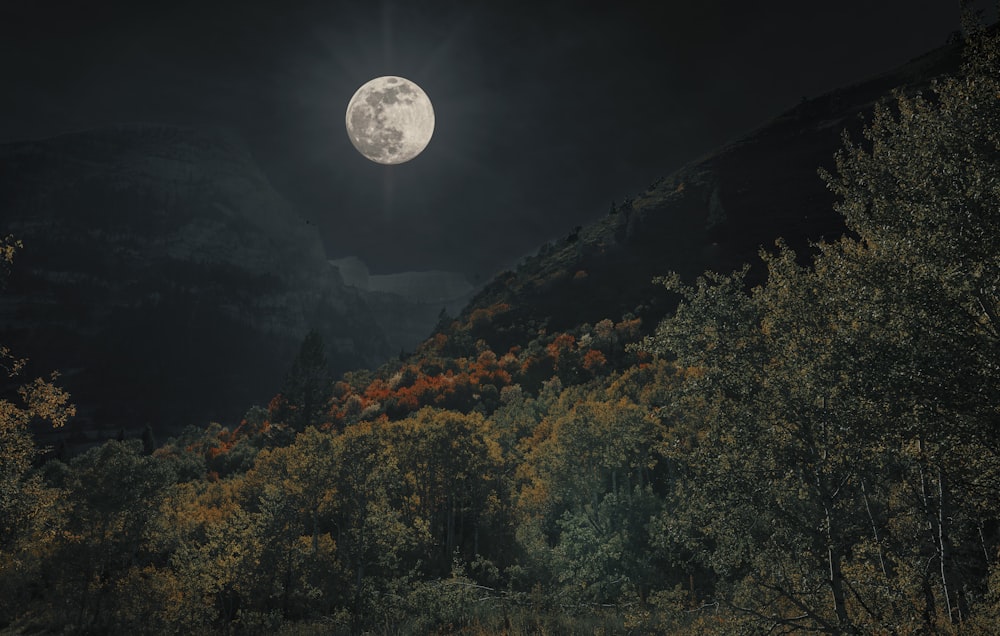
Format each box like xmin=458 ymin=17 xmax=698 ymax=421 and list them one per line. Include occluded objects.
xmin=1 ymin=1 xmax=993 ymax=281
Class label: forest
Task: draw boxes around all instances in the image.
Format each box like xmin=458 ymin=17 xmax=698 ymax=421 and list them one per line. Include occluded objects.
xmin=1 ymin=22 xmax=999 ymax=636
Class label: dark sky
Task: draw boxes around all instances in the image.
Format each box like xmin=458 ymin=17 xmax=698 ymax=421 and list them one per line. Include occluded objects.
xmin=1 ymin=1 xmax=993 ymax=279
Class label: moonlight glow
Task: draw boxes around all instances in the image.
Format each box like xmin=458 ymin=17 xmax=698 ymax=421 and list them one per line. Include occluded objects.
xmin=345 ymin=76 xmax=435 ymax=165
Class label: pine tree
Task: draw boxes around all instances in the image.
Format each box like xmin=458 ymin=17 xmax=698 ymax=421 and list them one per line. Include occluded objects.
xmin=141 ymin=424 xmax=156 ymax=454
xmin=276 ymin=330 xmax=333 ymax=432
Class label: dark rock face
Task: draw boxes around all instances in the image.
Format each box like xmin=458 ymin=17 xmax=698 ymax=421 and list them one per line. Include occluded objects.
xmin=330 ymin=256 xmax=478 ymax=354
xmin=361 ymin=290 xmax=474 ymax=355
xmin=458 ymin=41 xmax=964 ymax=348
xmin=0 ymin=124 xmax=392 ymax=437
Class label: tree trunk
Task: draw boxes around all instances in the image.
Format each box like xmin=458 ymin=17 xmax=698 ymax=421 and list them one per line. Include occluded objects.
xmin=446 ymin=494 xmax=456 ymax=563
xmin=936 ymin=466 xmax=965 ymax=623
xmin=826 ymin=502 xmax=851 ymax=631
xmin=922 ymin=577 xmax=937 ymax=631
xmin=313 ymin=510 xmax=319 ymax=554
xmin=979 ymin=519 xmax=991 ymax=568
xmin=283 ymin=535 xmax=294 ymax=617
xmin=917 ymin=439 xmax=940 ymax=625
xmin=937 ymin=467 xmax=954 ymax=622
xmin=860 ymin=480 xmax=888 ymax=579
xmin=352 ymin=560 xmax=365 ymax=632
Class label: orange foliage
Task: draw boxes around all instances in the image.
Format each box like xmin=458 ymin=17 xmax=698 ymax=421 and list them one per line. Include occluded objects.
xmin=323 ymin=343 xmax=525 ymax=422
xmin=545 ymin=333 xmax=576 ymax=368
xmin=582 ymin=348 xmax=607 ymax=372
xmin=302 ymin=307 xmax=641 ymax=428
xmin=615 ymin=317 xmax=642 ymax=340
xmin=682 ymin=365 xmax=707 ymax=379
xmin=363 ymin=378 xmax=392 ymax=403
xmin=467 ymin=302 xmax=511 ymax=331
xmin=423 ymin=332 xmax=449 ymax=353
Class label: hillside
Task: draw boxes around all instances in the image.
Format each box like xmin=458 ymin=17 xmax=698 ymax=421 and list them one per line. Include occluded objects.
xmin=330 ymin=256 xmax=478 ymax=353
xmin=0 ymin=124 xmax=394 ymax=437
xmin=449 ymin=38 xmax=964 ymax=351
xmin=2 ymin=25 xmax=998 ymax=636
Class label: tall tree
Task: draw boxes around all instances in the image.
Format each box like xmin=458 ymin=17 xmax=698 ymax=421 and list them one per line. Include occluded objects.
xmin=812 ymin=21 xmax=1000 ymax=625
xmin=57 ymin=440 xmax=175 ymax=632
xmin=639 ymin=22 xmax=1000 ymax=632
xmin=274 ymin=330 xmax=333 ymax=433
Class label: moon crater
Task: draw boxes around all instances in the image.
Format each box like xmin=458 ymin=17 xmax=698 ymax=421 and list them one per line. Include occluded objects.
xmin=345 ymin=76 xmax=435 ymax=165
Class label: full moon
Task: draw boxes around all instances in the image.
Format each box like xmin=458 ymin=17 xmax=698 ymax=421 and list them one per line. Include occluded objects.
xmin=345 ymin=76 xmax=435 ymax=165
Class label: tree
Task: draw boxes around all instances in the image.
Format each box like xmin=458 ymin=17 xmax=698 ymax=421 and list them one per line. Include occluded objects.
xmin=638 ymin=23 xmax=1000 ymax=632
xmin=514 ymin=382 xmax=666 ymax=606
xmin=239 ymin=427 xmax=343 ymax=619
xmin=640 ymin=238 xmax=996 ymax=632
xmin=386 ymin=407 xmax=504 ymax=574
xmin=0 ymin=236 xmax=77 ymax=628
xmin=816 ymin=20 xmax=1000 ymax=626
xmin=273 ymin=330 xmax=333 ymax=433
xmin=57 ymin=440 xmax=175 ymax=632
xmin=327 ymin=420 xmax=430 ymax=630
xmin=637 ymin=262 xmax=881 ymax=632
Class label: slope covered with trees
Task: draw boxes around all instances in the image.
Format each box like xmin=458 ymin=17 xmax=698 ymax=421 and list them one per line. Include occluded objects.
xmin=1 ymin=21 xmax=999 ymax=636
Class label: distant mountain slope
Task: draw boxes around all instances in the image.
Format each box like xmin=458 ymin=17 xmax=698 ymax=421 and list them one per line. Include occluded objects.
xmin=0 ymin=124 xmax=393 ymax=436
xmin=331 ymin=256 xmax=475 ymax=303
xmin=330 ymin=256 xmax=478 ymax=353
xmin=450 ymin=39 xmax=964 ymax=351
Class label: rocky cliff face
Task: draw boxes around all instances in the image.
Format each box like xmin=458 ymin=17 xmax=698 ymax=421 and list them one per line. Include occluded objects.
xmin=330 ymin=256 xmax=478 ymax=353
xmin=455 ymin=40 xmax=964 ymax=350
xmin=0 ymin=124 xmax=392 ymax=436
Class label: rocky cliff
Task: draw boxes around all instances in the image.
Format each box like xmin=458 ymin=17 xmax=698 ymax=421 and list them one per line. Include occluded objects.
xmin=452 ymin=39 xmax=965 ymax=351
xmin=330 ymin=256 xmax=478 ymax=353
xmin=0 ymin=124 xmax=393 ymax=436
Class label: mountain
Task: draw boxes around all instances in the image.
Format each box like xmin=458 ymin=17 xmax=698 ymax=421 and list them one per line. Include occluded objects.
xmin=0 ymin=35 xmax=967 ymax=444
xmin=447 ymin=39 xmax=965 ymax=352
xmin=330 ymin=256 xmax=478 ymax=353
xmin=0 ymin=124 xmax=393 ymax=438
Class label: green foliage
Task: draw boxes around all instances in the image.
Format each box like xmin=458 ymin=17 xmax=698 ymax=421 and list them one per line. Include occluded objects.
xmin=3 ymin=23 xmax=1000 ymax=636
xmin=636 ymin=22 xmax=1000 ymax=633
xmin=0 ymin=239 xmax=77 ymax=629
xmin=47 ymin=440 xmax=175 ymax=632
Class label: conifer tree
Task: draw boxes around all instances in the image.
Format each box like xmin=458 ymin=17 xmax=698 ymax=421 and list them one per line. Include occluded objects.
xmin=276 ymin=330 xmax=333 ymax=432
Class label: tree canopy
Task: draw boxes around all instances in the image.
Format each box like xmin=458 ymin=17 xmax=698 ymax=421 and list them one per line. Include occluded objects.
xmin=2 ymin=22 xmax=1000 ymax=636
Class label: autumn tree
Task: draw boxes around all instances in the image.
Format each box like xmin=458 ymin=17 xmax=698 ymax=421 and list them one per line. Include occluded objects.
xmin=327 ymin=420 xmax=430 ymax=630
xmin=385 ymin=407 xmax=504 ymax=574
xmin=515 ymin=382 xmax=666 ymax=606
xmin=0 ymin=236 xmax=77 ymax=628
xmin=139 ymin=477 xmax=248 ymax=631
xmin=55 ymin=440 xmax=175 ymax=632
xmin=238 ymin=426 xmax=343 ymax=619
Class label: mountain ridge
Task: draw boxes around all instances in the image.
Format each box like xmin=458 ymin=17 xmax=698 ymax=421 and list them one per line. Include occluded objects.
xmin=441 ymin=36 xmax=965 ymax=351
xmin=0 ymin=123 xmax=394 ymax=437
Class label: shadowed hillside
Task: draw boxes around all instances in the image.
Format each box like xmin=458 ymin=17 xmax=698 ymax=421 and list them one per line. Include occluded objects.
xmin=450 ymin=38 xmax=964 ymax=351
xmin=3 ymin=23 xmax=999 ymax=636
xmin=0 ymin=124 xmax=393 ymax=438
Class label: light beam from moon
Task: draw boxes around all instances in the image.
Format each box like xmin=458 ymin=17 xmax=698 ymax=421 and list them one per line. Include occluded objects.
xmin=345 ymin=76 xmax=435 ymax=164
